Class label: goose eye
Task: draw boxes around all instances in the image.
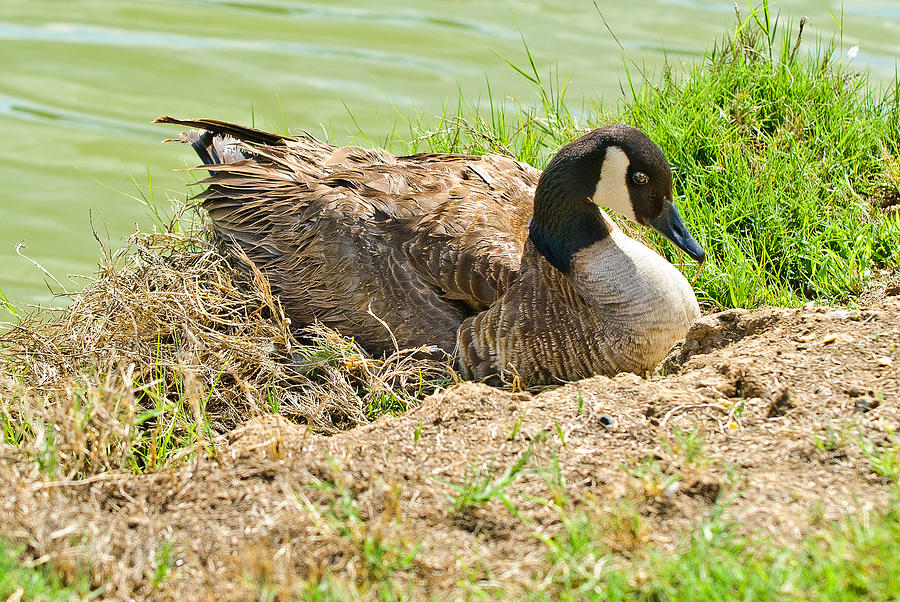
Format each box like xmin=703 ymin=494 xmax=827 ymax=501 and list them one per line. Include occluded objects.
xmin=632 ymin=171 xmax=649 ymax=185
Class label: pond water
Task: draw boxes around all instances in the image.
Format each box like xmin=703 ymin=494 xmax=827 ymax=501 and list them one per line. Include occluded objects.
xmin=2 ymin=0 xmax=899 ymax=309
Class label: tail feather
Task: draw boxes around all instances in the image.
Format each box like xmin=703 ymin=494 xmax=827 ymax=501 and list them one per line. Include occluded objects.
xmin=156 ymin=116 xmax=279 ymax=174
xmin=188 ymin=130 xmax=220 ymax=166
xmin=156 ymin=116 xmax=297 ymax=251
xmin=154 ymin=116 xmax=286 ymax=147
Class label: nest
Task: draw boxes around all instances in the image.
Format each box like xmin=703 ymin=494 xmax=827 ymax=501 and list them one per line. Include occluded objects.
xmin=0 ymin=209 xmax=452 ymax=476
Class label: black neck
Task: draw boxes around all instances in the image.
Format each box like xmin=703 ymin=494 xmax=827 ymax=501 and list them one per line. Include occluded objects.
xmin=528 ymin=153 xmax=611 ymax=273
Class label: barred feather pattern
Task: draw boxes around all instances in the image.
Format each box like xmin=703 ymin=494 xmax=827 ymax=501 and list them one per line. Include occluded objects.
xmin=458 ymin=226 xmax=700 ymax=384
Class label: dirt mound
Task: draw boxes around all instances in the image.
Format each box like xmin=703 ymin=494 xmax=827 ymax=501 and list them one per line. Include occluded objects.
xmin=3 ymin=296 xmax=898 ymax=598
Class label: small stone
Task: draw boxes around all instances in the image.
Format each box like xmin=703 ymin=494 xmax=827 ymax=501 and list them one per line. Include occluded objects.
xmin=662 ymin=481 xmax=680 ymax=498
xmin=599 ymin=414 xmax=617 ymax=428
xmin=877 ymin=356 xmax=893 ymax=367
xmin=822 ymin=333 xmax=839 ymax=344
xmin=844 ymin=384 xmax=868 ymax=397
xmin=685 ymin=477 xmax=723 ymax=502
xmin=853 ymin=397 xmax=880 ymax=414
xmin=767 ymin=387 xmax=795 ymax=418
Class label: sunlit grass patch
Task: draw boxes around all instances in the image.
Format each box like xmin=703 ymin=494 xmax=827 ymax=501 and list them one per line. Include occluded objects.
xmin=628 ymin=16 xmax=900 ymax=309
xmin=620 ymin=490 xmax=900 ymax=601
xmin=470 ymin=469 xmax=900 ymax=600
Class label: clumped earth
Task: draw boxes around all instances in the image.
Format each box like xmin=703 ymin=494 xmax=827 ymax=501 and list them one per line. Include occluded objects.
xmin=1 ymin=234 xmax=897 ymax=597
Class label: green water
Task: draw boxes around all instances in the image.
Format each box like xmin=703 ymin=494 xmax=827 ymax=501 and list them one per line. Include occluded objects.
xmin=2 ymin=0 xmax=899 ymax=310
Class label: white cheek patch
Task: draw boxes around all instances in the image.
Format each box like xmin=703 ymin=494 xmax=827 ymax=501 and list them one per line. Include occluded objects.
xmin=591 ymin=146 xmax=636 ymax=222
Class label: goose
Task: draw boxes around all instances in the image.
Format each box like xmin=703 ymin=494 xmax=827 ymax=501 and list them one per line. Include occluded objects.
xmin=156 ymin=116 xmax=705 ymax=384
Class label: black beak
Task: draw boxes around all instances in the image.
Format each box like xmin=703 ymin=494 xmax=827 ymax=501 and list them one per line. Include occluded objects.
xmin=647 ymin=200 xmax=706 ymax=263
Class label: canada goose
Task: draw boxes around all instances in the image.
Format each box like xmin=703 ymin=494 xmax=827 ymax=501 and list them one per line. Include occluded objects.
xmin=156 ymin=116 xmax=704 ymax=384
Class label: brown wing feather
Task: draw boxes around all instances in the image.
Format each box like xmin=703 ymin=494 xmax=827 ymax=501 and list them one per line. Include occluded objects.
xmin=393 ymin=155 xmax=539 ymax=310
xmin=155 ymin=116 xmax=288 ymax=146
xmin=195 ymin=160 xmax=468 ymax=354
xmin=159 ymin=117 xmax=539 ymax=354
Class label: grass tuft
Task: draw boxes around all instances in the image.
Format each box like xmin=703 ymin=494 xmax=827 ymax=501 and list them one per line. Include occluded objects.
xmin=516 ymin=483 xmax=900 ymax=600
xmin=446 ymin=440 xmax=538 ymax=517
xmin=0 ymin=538 xmax=93 ymax=601
xmin=626 ymin=17 xmax=900 ymax=308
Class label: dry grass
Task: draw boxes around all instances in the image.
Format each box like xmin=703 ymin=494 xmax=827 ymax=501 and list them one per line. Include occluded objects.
xmin=0 ymin=208 xmax=452 ymax=480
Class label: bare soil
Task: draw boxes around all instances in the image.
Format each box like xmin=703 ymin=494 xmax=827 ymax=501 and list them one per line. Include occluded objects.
xmin=2 ymin=296 xmax=899 ymax=599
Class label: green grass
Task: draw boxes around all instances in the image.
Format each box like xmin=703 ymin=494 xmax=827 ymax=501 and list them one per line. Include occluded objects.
xmin=0 ymin=362 xmax=217 ymax=479
xmin=445 ymin=439 xmax=538 ymax=516
xmin=398 ymin=8 xmax=900 ymax=310
xmin=859 ymin=430 xmax=900 ymax=482
xmin=627 ymin=21 xmax=900 ymax=308
xmin=628 ymin=489 xmax=900 ymax=601
xmin=291 ymin=460 xmax=420 ymax=599
xmin=0 ymin=539 xmax=93 ymax=601
xmin=0 ymin=283 xmax=16 ymax=317
xmin=466 ymin=460 xmax=900 ymax=601
xmin=438 ymin=439 xmax=900 ymax=600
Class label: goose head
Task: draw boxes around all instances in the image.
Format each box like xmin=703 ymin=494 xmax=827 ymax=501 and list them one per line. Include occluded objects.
xmin=529 ymin=124 xmax=705 ymax=273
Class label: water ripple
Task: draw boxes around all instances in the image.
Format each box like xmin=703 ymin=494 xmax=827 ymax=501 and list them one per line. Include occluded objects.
xmin=0 ymin=21 xmax=469 ymax=75
xmin=177 ymin=0 xmax=519 ymax=40
xmin=0 ymin=94 xmax=160 ymax=139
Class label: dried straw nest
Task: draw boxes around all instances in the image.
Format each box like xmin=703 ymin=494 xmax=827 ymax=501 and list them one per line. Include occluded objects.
xmin=0 ymin=210 xmax=452 ymax=475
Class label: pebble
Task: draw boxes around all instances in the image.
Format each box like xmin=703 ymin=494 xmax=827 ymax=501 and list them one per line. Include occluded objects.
xmin=599 ymin=414 xmax=617 ymax=428
xmin=844 ymin=384 xmax=869 ymax=397
xmin=853 ymin=397 xmax=880 ymax=413
xmin=662 ymin=481 xmax=680 ymax=498
xmin=877 ymin=356 xmax=893 ymax=367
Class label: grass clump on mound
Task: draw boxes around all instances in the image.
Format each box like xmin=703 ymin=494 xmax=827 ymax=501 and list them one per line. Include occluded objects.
xmin=629 ymin=13 xmax=900 ymax=308
xmin=404 ymin=9 xmax=900 ymax=310
xmin=515 ymin=485 xmax=900 ymax=601
xmin=0 ymin=538 xmax=92 ymax=601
